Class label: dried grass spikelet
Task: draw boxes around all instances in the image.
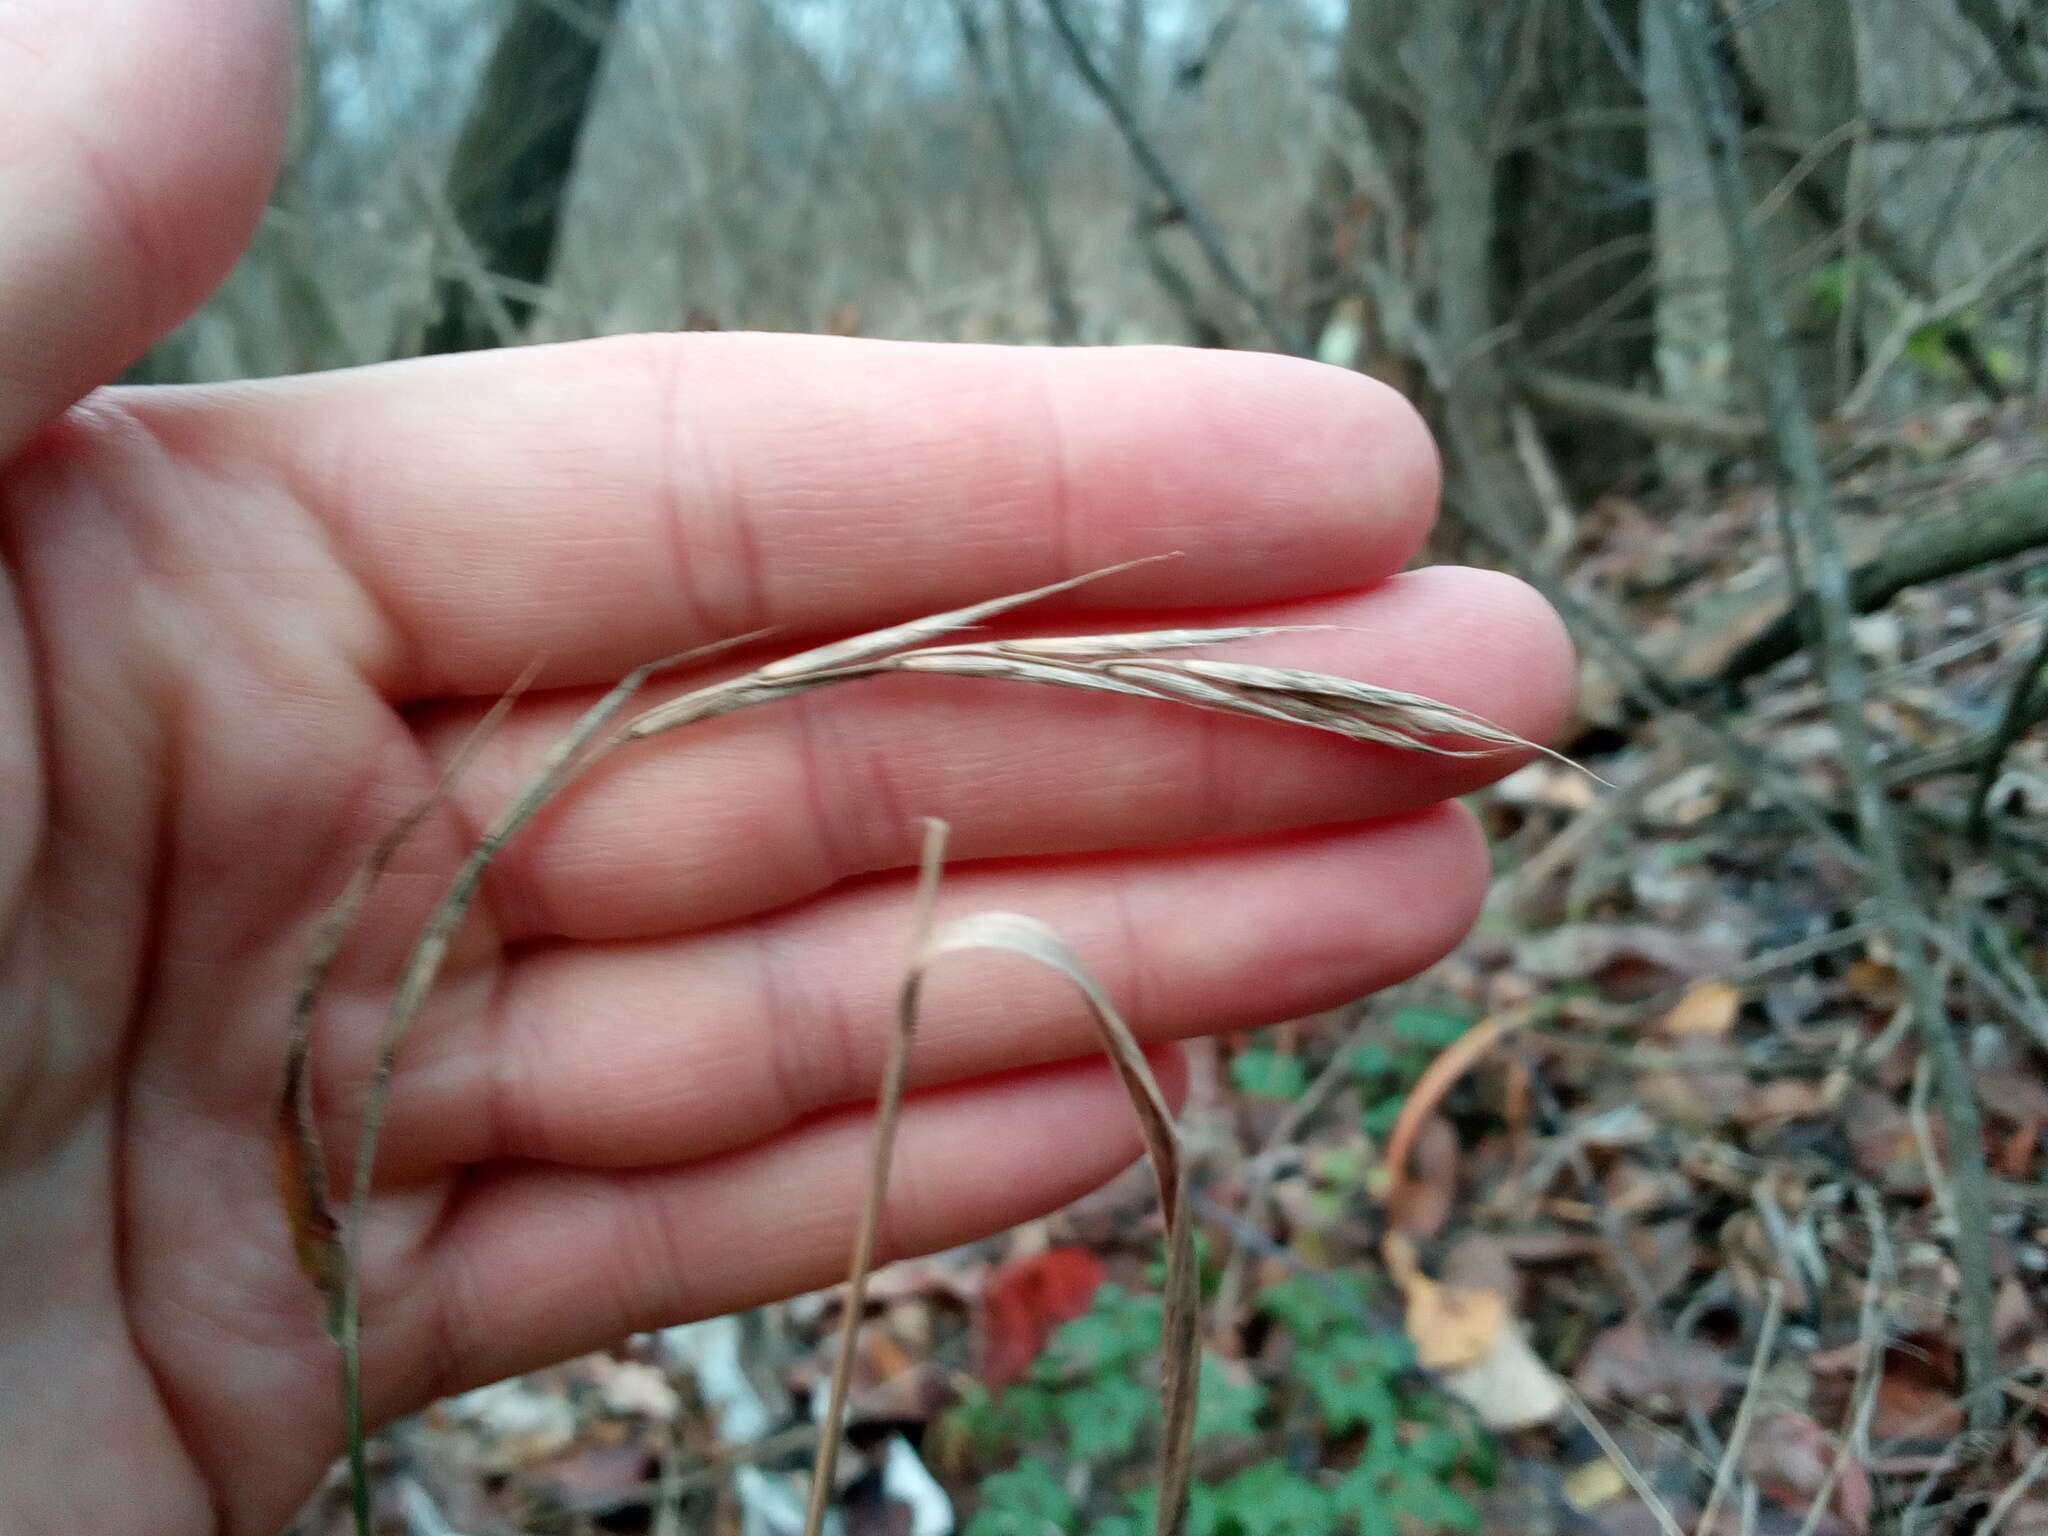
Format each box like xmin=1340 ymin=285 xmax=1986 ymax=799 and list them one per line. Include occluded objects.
xmin=280 ymin=557 xmax=1594 ymax=1536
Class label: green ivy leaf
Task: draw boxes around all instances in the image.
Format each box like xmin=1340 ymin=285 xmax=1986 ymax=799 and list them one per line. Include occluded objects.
xmin=1117 ymin=1486 xmax=1226 ymax=1536
xmin=1388 ymin=1005 xmax=1474 ymax=1049
xmin=1231 ymin=1046 xmax=1309 ymax=1100
xmin=1215 ymin=1461 xmax=1334 ymax=1536
xmin=1405 ymin=1426 xmax=1470 ymax=1476
xmin=1253 ymin=1273 xmax=1370 ymax=1345
xmin=1336 ymin=1473 xmax=1400 ymax=1536
xmin=1194 ymin=1354 xmax=1265 ymax=1443
xmin=1042 ymin=1286 xmax=1159 ymax=1378
xmin=1061 ymin=1372 xmax=1152 ymax=1461
xmin=966 ymin=1461 xmax=1075 ymax=1536
xmin=1904 ymin=322 xmax=1951 ymax=376
xmin=1299 ymin=1330 xmax=1410 ymax=1436
xmin=1388 ymin=1468 xmax=1482 ymax=1533
xmin=1362 ymin=1096 xmax=1406 ymax=1138
xmin=1349 ymin=1041 xmax=1398 ymax=1081
xmin=1001 ymin=1383 xmax=1065 ymax=1444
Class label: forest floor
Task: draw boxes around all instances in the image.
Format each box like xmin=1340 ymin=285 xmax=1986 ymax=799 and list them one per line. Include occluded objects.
xmin=291 ymin=397 xmax=2048 ymax=1536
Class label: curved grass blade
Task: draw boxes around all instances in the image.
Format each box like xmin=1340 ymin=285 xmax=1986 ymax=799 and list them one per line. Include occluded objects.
xmin=331 ymin=635 xmax=762 ymax=1536
xmin=275 ymin=657 xmax=540 ymax=1319
xmin=920 ymin=912 xmax=1198 ymax=1536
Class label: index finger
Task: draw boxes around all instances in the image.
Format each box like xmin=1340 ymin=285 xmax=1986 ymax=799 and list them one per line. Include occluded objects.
xmin=120 ymin=333 xmax=1440 ymax=697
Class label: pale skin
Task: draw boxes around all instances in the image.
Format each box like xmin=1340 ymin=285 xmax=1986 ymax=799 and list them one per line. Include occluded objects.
xmin=0 ymin=2 xmax=1575 ymax=1532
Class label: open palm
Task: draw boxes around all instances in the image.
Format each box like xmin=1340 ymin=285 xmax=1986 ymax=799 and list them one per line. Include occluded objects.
xmin=0 ymin=4 xmax=1572 ymax=1532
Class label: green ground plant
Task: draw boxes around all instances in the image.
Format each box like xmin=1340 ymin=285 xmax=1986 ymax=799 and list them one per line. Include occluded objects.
xmin=956 ymin=1266 xmax=1494 ymax=1536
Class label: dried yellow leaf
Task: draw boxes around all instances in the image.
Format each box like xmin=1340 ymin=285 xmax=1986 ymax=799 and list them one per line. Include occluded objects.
xmin=1658 ymin=980 xmax=1741 ymax=1038
xmin=1562 ymin=1457 xmax=1631 ymax=1511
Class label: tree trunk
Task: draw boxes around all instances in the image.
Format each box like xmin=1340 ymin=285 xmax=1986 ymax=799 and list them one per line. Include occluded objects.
xmin=419 ymin=0 xmax=623 ymax=356
xmin=1341 ymin=0 xmax=1654 ymax=516
xmin=1502 ymin=0 xmax=1654 ymax=485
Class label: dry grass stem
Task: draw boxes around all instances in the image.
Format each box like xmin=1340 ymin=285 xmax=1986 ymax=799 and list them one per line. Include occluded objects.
xmin=1980 ymin=1445 xmax=2048 ymax=1536
xmin=802 ymin=819 xmax=951 ymax=1536
xmin=316 ymin=635 xmax=763 ymax=1536
xmin=1564 ymin=1386 xmax=1688 ymax=1536
xmin=1696 ymin=1279 xmax=1786 ymax=1536
xmin=1788 ymin=1192 xmax=1890 ymax=1536
xmin=285 ymin=561 xmax=1584 ymax=1536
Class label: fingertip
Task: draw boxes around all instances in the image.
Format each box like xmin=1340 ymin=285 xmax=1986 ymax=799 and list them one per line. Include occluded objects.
xmin=1353 ymin=564 xmax=1575 ymax=753
xmin=1440 ymin=565 xmax=1578 ymax=748
xmin=1295 ymin=360 xmax=1441 ymax=581
xmin=1054 ymin=347 xmax=1442 ymax=598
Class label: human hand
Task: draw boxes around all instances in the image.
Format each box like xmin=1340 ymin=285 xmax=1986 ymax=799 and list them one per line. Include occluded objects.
xmin=0 ymin=3 xmax=1572 ymax=1531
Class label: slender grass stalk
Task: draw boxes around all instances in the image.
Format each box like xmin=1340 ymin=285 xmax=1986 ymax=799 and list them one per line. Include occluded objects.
xmin=802 ymin=819 xmax=951 ymax=1536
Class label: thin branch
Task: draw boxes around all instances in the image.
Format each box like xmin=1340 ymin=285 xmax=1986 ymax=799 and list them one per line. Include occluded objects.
xmin=1954 ymin=0 xmax=2048 ymax=115
xmin=1659 ymin=0 xmax=2000 ymax=1433
xmin=1713 ymin=467 xmax=2048 ymax=691
xmin=1981 ymin=1446 xmax=2048 ymax=1536
xmin=1037 ymin=0 xmax=1307 ymax=355
xmin=1869 ymin=106 xmax=2048 ymax=140
xmin=1520 ymin=368 xmax=1767 ymax=452
xmin=951 ymin=0 xmax=1083 ymax=343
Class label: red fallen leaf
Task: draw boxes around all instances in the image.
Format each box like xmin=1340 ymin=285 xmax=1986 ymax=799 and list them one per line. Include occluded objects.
xmin=976 ymin=1247 xmax=1106 ymax=1391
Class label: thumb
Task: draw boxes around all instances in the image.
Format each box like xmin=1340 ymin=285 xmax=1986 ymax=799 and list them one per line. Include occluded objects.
xmin=0 ymin=0 xmax=288 ymax=463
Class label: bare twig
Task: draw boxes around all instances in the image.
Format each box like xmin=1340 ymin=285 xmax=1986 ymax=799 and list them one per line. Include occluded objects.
xmin=1518 ymin=368 xmax=1767 ymax=452
xmin=1844 ymin=227 xmax=2048 ymax=417
xmin=1980 ymin=1446 xmax=2048 ymax=1536
xmin=1509 ymin=401 xmax=1577 ymax=563
xmin=1563 ymin=1388 xmax=1687 ymax=1536
xmin=1709 ymin=467 xmax=2048 ymax=692
xmin=1037 ymin=0 xmax=1306 ymax=355
xmin=1788 ymin=1189 xmax=1892 ymax=1536
xmin=949 ymin=0 xmax=1083 ymax=343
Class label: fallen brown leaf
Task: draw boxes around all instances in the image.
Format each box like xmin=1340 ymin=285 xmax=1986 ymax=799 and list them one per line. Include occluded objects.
xmin=1386 ymin=1113 xmax=1460 ymax=1238
xmin=1574 ymin=1319 xmax=1737 ymax=1417
xmin=1743 ymin=1409 xmax=1873 ymax=1536
xmin=1869 ymin=1340 xmax=1964 ymax=1441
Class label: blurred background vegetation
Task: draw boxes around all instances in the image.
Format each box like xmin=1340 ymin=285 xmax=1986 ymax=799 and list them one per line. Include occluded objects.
xmin=240 ymin=4 xmax=2048 ymax=1535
